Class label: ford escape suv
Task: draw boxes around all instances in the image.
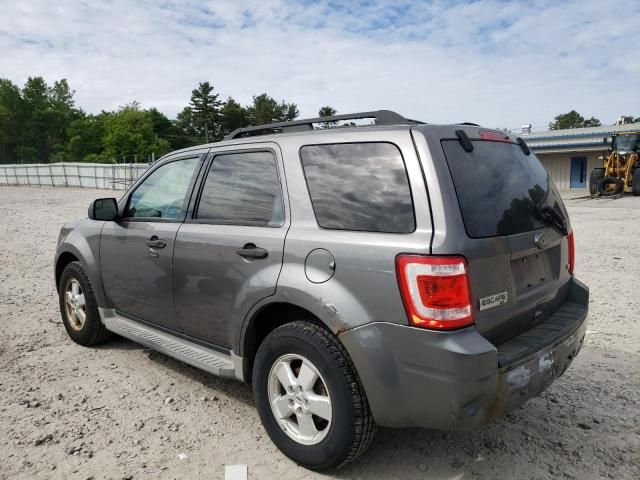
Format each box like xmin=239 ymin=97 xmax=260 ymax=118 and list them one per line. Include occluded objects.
xmin=54 ymin=110 xmax=588 ymax=470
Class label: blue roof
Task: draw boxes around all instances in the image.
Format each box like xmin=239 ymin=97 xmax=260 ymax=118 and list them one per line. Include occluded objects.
xmin=524 ymin=123 xmax=640 ymax=152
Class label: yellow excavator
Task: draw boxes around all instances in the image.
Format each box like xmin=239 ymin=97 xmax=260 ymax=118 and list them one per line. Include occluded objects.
xmin=590 ymin=131 xmax=640 ymax=196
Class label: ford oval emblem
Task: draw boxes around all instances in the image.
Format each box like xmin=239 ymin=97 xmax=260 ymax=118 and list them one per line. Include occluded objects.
xmin=535 ymin=232 xmax=550 ymax=249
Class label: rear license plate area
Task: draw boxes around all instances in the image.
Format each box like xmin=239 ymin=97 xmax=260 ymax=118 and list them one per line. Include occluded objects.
xmin=511 ymin=245 xmax=560 ymax=295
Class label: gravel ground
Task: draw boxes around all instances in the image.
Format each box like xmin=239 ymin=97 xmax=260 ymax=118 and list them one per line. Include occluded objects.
xmin=0 ymin=186 xmax=639 ymax=480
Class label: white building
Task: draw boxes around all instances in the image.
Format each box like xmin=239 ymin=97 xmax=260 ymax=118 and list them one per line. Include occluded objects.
xmin=523 ymin=123 xmax=640 ymax=190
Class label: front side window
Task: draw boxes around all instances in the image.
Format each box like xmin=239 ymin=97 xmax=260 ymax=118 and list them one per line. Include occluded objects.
xmin=125 ymin=157 xmax=199 ymax=219
xmin=300 ymin=142 xmax=415 ymax=233
xmin=195 ymin=151 xmax=284 ymax=227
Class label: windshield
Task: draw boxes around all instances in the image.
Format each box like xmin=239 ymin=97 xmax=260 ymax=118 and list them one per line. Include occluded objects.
xmin=612 ymin=133 xmax=640 ymax=154
xmin=441 ymin=140 xmax=567 ymax=238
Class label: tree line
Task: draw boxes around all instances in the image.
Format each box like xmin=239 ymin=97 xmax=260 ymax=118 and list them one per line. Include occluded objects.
xmin=0 ymin=77 xmax=337 ymax=164
xmin=548 ymin=111 xmax=639 ymax=130
xmin=1 ymin=76 xmax=638 ymax=164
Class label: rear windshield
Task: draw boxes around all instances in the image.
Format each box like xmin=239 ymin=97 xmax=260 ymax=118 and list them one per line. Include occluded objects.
xmin=441 ymin=139 xmax=566 ymax=238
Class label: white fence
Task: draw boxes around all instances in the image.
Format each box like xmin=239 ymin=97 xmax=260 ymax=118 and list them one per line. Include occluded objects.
xmin=0 ymin=162 xmax=150 ymax=190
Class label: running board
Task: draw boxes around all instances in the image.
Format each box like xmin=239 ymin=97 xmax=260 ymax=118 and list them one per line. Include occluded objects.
xmin=99 ymin=308 xmax=241 ymax=380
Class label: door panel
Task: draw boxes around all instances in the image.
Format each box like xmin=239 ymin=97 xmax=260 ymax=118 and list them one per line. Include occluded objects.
xmin=173 ymin=225 xmax=285 ymax=347
xmin=100 ymin=154 xmax=204 ymax=330
xmin=100 ymin=222 xmax=181 ymax=329
xmin=173 ymin=148 xmax=288 ymax=347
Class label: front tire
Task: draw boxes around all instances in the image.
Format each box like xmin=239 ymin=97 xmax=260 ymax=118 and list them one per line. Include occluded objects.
xmin=58 ymin=261 xmax=112 ymax=346
xmin=252 ymin=321 xmax=376 ymax=470
xmin=589 ymin=168 xmax=605 ymax=196
xmin=597 ymin=176 xmax=624 ymax=196
xmin=632 ymin=168 xmax=640 ymax=196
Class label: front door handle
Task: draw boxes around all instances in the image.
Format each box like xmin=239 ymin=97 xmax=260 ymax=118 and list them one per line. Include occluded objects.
xmin=236 ymin=243 xmax=268 ymax=259
xmin=146 ymin=236 xmax=167 ymax=249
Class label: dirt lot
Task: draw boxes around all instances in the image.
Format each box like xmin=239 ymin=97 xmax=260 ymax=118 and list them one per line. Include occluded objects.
xmin=1 ymin=186 xmax=639 ymax=480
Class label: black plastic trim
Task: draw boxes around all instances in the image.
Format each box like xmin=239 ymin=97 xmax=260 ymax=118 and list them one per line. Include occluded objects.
xmin=517 ymin=137 xmax=531 ymax=155
xmin=455 ymin=130 xmax=474 ymax=152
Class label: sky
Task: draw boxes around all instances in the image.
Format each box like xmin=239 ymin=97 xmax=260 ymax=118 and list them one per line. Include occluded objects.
xmin=1 ymin=0 xmax=639 ymax=131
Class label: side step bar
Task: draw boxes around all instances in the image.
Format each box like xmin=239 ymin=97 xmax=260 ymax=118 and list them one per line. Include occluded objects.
xmin=99 ymin=308 xmax=241 ymax=380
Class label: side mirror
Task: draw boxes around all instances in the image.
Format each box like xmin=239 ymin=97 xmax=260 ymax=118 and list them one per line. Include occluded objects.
xmin=88 ymin=198 xmax=119 ymax=221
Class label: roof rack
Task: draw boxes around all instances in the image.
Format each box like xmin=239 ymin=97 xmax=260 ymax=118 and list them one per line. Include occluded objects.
xmin=225 ymin=110 xmax=423 ymax=140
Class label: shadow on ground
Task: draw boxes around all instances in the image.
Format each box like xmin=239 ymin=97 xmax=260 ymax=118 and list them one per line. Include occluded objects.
xmin=96 ymin=335 xmax=255 ymax=408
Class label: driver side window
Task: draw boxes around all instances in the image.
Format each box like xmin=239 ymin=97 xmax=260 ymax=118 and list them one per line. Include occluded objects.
xmin=125 ymin=157 xmax=199 ymax=219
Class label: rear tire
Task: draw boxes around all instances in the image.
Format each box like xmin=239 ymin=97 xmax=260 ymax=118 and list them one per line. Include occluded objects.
xmin=58 ymin=261 xmax=112 ymax=346
xmin=252 ymin=321 xmax=376 ymax=470
xmin=597 ymin=176 xmax=624 ymax=196
xmin=589 ymin=168 xmax=605 ymax=196
xmin=632 ymin=169 xmax=640 ymax=196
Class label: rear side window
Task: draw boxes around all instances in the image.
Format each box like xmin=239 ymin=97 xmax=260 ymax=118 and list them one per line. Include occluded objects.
xmin=300 ymin=143 xmax=415 ymax=233
xmin=195 ymin=151 xmax=284 ymax=227
xmin=441 ymin=140 xmax=566 ymax=238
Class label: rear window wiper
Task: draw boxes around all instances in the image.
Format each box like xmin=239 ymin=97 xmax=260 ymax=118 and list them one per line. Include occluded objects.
xmin=535 ymin=202 xmax=568 ymax=236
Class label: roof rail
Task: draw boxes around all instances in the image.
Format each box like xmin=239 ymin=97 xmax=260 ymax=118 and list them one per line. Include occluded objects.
xmin=224 ymin=110 xmax=423 ymax=140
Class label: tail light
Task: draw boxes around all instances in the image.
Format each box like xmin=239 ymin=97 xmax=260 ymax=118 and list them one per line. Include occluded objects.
xmin=396 ymin=255 xmax=473 ymax=330
xmin=567 ymin=230 xmax=575 ymax=274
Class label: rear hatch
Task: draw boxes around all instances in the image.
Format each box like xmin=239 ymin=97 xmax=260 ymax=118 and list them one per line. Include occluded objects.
xmin=436 ymin=130 xmax=573 ymax=345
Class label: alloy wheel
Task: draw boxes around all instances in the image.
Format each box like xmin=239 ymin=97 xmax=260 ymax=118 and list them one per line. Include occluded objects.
xmin=64 ymin=278 xmax=86 ymax=331
xmin=267 ymin=353 xmax=332 ymax=446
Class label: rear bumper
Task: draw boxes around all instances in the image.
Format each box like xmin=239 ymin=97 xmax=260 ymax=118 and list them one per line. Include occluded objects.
xmin=339 ymin=277 xmax=588 ymax=429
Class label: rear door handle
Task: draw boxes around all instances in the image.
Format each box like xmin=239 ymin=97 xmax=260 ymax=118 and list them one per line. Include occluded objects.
xmin=236 ymin=243 xmax=268 ymax=259
xmin=145 ymin=236 xmax=167 ymax=249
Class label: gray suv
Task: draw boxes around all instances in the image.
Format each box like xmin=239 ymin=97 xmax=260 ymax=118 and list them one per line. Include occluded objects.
xmin=54 ymin=110 xmax=588 ymax=470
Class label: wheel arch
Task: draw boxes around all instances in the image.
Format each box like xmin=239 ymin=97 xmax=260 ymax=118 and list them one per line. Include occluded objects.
xmin=237 ymin=277 xmax=374 ymax=372
xmin=54 ymin=235 xmax=106 ymax=306
xmin=55 ymin=251 xmax=80 ymax=291
xmin=240 ymin=301 xmax=330 ymax=383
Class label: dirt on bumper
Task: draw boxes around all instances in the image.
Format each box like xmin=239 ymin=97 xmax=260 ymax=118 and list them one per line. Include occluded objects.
xmin=482 ymin=316 xmax=588 ymax=423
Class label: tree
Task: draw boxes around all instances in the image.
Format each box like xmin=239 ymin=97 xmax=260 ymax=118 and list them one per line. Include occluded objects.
xmin=174 ymin=106 xmax=200 ymax=145
xmin=0 ymin=76 xmax=312 ymax=163
xmin=318 ymin=106 xmax=337 ymax=128
xmin=582 ymin=117 xmax=601 ymax=127
xmin=219 ymin=97 xmax=249 ymax=137
xmin=145 ymin=107 xmax=190 ymax=151
xmin=19 ymin=77 xmax=51 ymax=162
xmin=1 ymin=76 xmax=81 ymax=162
xmin=247 ymin=94 xmax=279 ymax=125
xmin=102 ymin=102 xmax=171 ymax=161
xmin=549 ymin=110 xmax=601 ymax=130
xmin=279 ymin=100 xmax=299 ymax=122
xmin=247 ymin=93 xmax=299 ymax=125
xmin=64 ymin=113 xmax=106 ymax=161
xmin=147 ymin=108 xmax=173 ymax=139
xmin=620 ymin=115 xmax=640 ymax=124
xmin=49 ymin=79 xmax=75 ymax=110
xmin=318 ymin=106 xmax=337 ymax=117
xmin=0 ymin=79 xmax=24 ymax=163
xmin=189 ymin=82 xmax=221 ymax=143
xmin=48 ymin=79 xmax=82 ymax=160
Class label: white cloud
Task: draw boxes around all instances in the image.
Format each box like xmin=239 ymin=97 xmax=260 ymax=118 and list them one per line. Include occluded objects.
xmin=1 ymin=0 xmax=638 ymax=130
